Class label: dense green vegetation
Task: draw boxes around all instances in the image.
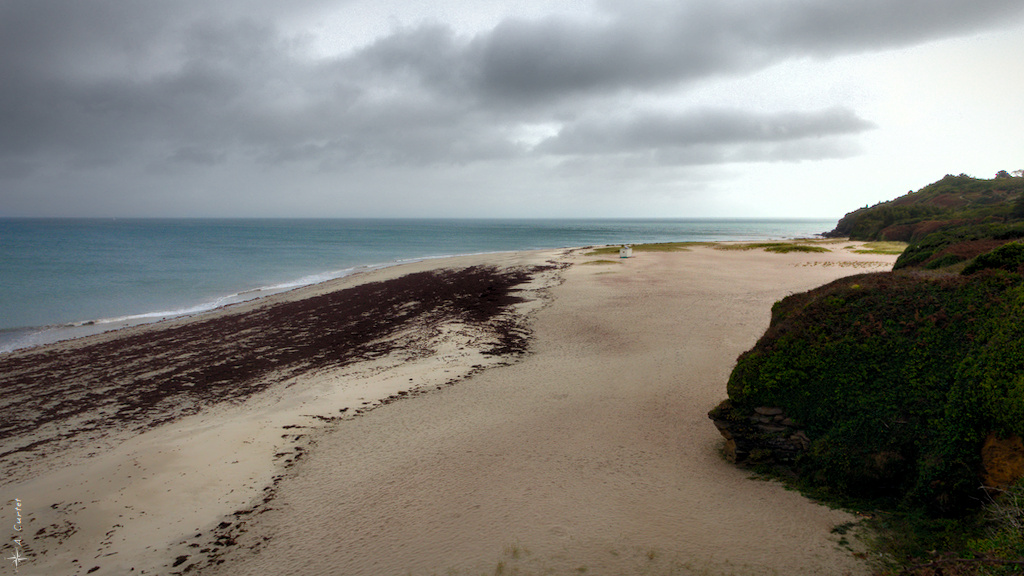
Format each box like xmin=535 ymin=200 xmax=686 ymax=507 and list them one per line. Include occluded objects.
xmin=728 ymin=270 xmax=1024 ymax=512
xmin=894 ymin=222 xmax=1024 ymax=271
xmin=718 ymin=172 xmax=1024 ymax=573
xmin=827 ymin=172 xmax=1024 ymax=272
xmin=829 ymin=173 xmax=1024 ymax=244
xmin=723 ymin=267 xmax=1024 ymax=572
xmin=963 ymin=241 xmax=1024 ymax=275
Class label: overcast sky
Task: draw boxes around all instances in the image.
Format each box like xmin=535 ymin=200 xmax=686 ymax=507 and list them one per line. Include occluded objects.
xmin=2 ymin=0 xmax=1023 ymax=219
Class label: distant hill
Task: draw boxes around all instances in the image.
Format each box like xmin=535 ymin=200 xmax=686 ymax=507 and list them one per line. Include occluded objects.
xmin=826 ymin=172 xmax=1024 ymax=271
xmin=827 ymin=172 xmax=1024 ymax=243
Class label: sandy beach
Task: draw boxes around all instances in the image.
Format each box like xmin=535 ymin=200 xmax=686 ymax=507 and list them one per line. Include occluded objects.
xmin=1 ymin=241 xmax=898 ymax=576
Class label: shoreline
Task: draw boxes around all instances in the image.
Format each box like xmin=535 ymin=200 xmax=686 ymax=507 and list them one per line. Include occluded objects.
xmin=0 ymin=217 xmax=836 ymax=354
xmin=2 ymin=240 xmax=897 ymax=575
xmin=0 ymin=248 xmax=567 ymax=575
xmin=0 ymin=250 xmax=531 ymax=354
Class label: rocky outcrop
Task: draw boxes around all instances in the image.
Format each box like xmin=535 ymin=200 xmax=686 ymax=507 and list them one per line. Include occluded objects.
xmin=711 ymin=403 xmax=1024 ymax=497
xmin=708 ymin=400 xmax=810 ymax=466
xmin=981 ymin=432 xmax=1024 ymax=491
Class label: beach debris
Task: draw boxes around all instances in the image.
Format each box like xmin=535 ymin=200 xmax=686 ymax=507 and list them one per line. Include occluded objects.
xmin=0 ymin=264 xmax=561 ymax=480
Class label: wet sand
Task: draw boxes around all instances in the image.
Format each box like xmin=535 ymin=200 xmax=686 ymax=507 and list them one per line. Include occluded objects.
xmin=1 ymin=242 xmax=896 ymax=575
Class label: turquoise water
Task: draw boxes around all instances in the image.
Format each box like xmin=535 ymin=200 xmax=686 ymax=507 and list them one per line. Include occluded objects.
xmin=0 ymin=218 xmax=835 ymax=351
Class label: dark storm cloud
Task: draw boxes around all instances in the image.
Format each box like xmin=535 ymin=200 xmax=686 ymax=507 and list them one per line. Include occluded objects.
xmin=0 ymin=3 xmax=291 ymax=158
xmin=467 ymin=0 xmax=1024 ymax=104
xmin=0 ymin=0 xmax=1021 ymax=181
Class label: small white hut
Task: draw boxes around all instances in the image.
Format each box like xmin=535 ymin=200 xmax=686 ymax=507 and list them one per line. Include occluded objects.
xmin=619 ymin=245 xmax=633 ymax=258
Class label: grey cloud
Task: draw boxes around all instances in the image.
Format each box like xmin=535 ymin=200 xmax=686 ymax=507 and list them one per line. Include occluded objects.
xmin=169 ymin=146 xmax=228 ymax=166
xmin=466 ymin=0 xmax=1024 ymax=104
xmin=0 ymin=12 xmax=326 ymax=168
xmin=653 ymin=137 xmax=865 ymax=166
xmin=730 ymin=138 xmax=866 ymax=164
xmin=0 ymin=158 xmax=33 ymax=179
xmin=0 ymin=0 xmax=1020 ymax=183
xmin=350 ymin=25 xmax=468 ymax=93
xmin=549 ymin=131 xmax=866 ymax=173
xmin=536 ymin=107 xmax=875 ymax=155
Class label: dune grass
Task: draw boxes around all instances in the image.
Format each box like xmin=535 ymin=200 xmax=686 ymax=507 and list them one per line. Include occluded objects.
xmin=584 ymin=241 xmax=832 ymax=256
xmin=849 ymin=241 xmax=908 ymax=255
xmin=716 ymin=242 xmax=831 ymax=253
xmin=584 ymin=242 xmax=712 ymax=256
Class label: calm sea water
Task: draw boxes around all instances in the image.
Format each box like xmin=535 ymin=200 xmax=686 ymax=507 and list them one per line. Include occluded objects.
xmin=0 ymin=218 xmax=835 ymax=351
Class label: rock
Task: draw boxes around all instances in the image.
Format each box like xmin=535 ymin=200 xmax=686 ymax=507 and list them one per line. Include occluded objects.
xmin=708 ymin=400 xmax=809 ymax=467
xmin=724 ymin=439 xmax=741 ymax=463
xmin=980 ymin=432 xmax=1024 ymax=490
xmin=711 ymin=419 xmax=731 ymax=431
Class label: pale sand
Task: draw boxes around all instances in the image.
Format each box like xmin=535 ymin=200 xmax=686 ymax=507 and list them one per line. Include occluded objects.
xmin=2 ymin=241 xmax=897 ymax=576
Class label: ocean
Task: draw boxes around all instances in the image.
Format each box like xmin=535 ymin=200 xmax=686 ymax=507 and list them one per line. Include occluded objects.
xmin=0 ymin=218 xmax=836 ymax=352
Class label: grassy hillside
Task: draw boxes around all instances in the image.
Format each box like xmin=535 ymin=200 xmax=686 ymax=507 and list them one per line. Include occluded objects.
xmin=712 ymin=173 xmax=1024 ymax=573
xmin=828 ymin=173 xmax=1024 ymax=244
xmin=827 ymin=172 xmax=1024 ymax=273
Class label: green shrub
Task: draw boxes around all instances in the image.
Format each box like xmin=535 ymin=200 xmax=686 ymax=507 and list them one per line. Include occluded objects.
xmin=962 ymin=242 xmax=1024 ymax=275
xmin=894 ymin=222 xmax=1024 ymax=270
xmin=925 ymin=253 xmax=966 ymax=269
xmin=726 ymin=271 xmax=1024 ymax=515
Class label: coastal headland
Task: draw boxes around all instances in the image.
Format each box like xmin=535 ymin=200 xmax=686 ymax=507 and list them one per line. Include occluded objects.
xmin=1 ymin=241 xmax=897 ymax=575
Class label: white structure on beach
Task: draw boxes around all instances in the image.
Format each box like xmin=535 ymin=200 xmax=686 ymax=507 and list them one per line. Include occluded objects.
xmin=619 ymin=245 xmax=633 ymax=258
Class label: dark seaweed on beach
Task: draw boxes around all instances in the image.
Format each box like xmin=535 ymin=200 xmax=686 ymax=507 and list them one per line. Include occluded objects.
xmin=0 ymin=265 xmax=551 ymax=475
